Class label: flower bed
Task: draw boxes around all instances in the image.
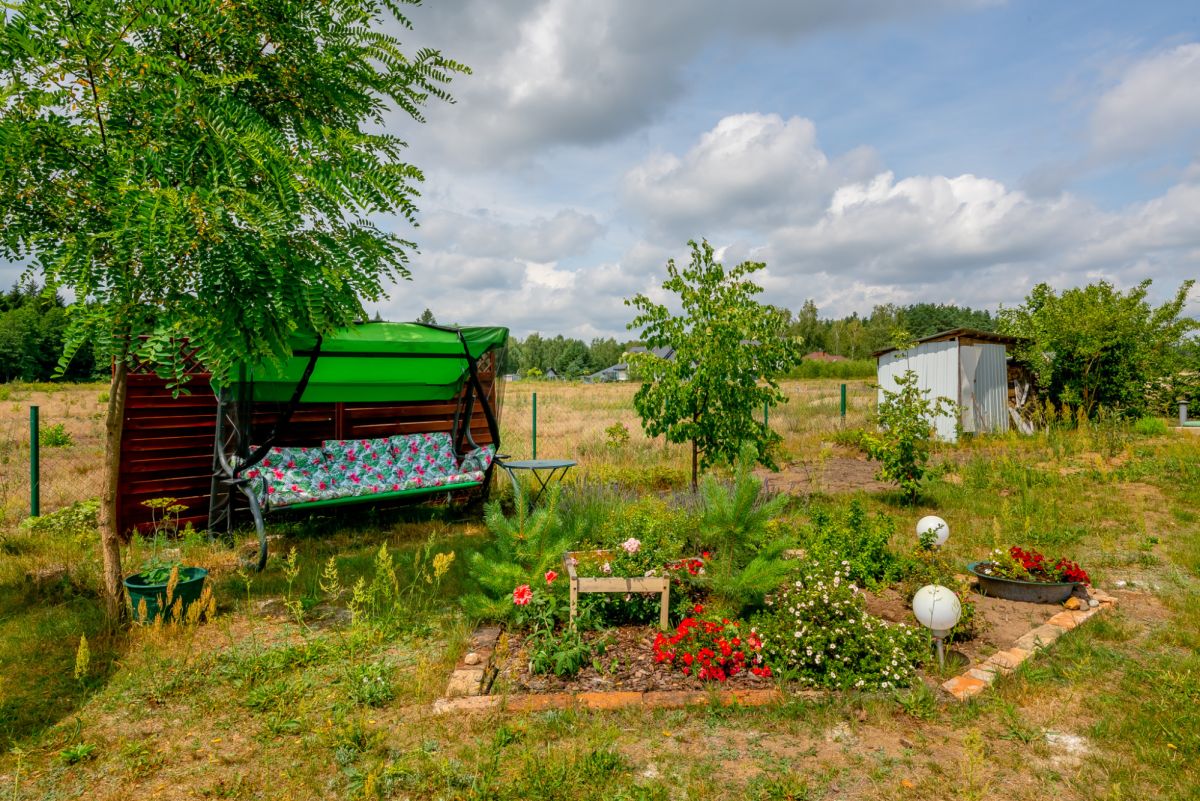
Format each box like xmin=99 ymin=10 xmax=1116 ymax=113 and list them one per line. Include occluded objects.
xmin=492 ymin=624 xmax=775 ymax=694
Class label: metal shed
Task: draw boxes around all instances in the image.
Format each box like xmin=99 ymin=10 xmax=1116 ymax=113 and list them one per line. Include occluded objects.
xmin=874 ymin=328 xmax=1019 ymax=443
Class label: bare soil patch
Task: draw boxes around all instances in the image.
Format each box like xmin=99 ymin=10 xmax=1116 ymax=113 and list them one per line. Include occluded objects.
xmin=863 ymin=586 xmax=1063 ymax=663
xmin=756 ymin=455 xmax=891 ymax=496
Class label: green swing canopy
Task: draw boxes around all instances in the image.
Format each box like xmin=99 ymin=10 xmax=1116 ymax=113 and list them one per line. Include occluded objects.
xmin=224 ymin=322 xmax=509 ymax=404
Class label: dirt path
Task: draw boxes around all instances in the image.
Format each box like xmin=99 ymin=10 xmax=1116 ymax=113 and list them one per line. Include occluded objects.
xmin=756 ymin=455 xmax=891 ymax=496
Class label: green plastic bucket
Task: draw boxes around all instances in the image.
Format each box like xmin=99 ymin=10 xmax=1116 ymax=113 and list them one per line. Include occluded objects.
xmin=124 ymin=567 xmax=209 ymax=623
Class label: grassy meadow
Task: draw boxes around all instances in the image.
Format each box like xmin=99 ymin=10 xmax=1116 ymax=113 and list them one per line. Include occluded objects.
xmin=0 ymin=379 xmax=1197 ymax=800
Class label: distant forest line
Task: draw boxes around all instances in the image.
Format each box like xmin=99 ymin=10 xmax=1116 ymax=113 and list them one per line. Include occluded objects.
xmin=0 ymin=287 xmax=997 ymax=384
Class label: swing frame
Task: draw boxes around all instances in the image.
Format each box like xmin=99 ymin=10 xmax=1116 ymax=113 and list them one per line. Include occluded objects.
xmin=206 ymin=322 xmax=508 ymax=570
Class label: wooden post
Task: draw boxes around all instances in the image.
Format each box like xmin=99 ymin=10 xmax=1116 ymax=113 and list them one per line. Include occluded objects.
xmin=569 ymin=576 xmax=578 ymax=624
xmin=659 ymin=579 xmax=670 ymax=631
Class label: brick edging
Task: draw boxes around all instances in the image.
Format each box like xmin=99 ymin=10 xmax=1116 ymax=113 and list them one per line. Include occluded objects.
xmin=433 ymin=687 xmax=812 ymax=715
xmin=941 ymin=587 xmax=1119 ymax=701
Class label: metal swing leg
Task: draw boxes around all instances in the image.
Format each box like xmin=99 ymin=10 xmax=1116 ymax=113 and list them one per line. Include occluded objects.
xmin=238 ymin=484 xmax=269 ymax=572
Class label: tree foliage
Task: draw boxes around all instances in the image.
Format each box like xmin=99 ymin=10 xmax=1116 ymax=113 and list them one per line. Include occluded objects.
xmin=505 ymin=333 xmax=632 ymax=379
xmin=0 ymin=281 xmax=99 ymax=382
xmin=0 ymin=0 xmax=466 ymax=385
xmin=625 ymin=240 xmax=801 ymax=488
xmin=999 ymin=280 xmax=1197 ymax=417
xmin=863 ymin=368 xmax=956 ymax=504
xmin=783 ymin=300 xmax=994 ymax=359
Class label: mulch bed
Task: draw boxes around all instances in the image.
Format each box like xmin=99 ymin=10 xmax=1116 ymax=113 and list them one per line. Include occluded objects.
xmin=492 ymin=625 xmax=774 ymax=694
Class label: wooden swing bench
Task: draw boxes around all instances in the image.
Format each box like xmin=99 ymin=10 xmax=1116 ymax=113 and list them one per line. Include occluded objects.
xmin=206 ymin=322 xmax=509 ymax=570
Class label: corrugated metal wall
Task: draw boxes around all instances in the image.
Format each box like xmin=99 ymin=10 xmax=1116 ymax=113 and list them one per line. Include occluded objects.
xmin=974 ymin=343 xmax=1009 ymax=435
xmin=876 ymin=340 xmax=960 ymax=442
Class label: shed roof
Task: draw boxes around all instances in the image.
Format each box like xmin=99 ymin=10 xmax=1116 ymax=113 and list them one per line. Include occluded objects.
xmin=872 ymin=328 xmax=1021 ymax=359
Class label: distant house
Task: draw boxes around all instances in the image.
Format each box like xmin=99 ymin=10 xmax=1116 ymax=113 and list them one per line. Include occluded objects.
xmin=803 ymin=350 xmax=847 ymax=363
xmin=544 ymin=368 xmax=560 ymax=380
xmin=874 ymin=328 xmax=1021 ymax=443
xmin=584 ymin=363 xmax=628 ymax=383
xmin=584 ymin=345 xmax=676 ymax=383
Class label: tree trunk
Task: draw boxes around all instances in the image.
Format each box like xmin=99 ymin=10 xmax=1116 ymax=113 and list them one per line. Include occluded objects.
xmin=99 ymin=359 xmax=128 ymax=621
xmin=691 ymin=439 xmax=698 ymax=492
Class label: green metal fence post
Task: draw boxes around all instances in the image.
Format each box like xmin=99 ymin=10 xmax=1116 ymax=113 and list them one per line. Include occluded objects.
xmin=763 ymin=400 xmax=769 ymax=429
xmin=840 ymin=383 xmax=847 ymax=421
xmin=532 ymin=392 xmax=538 ymax=460
xmin=30 ymin=405 xmax=40 ymax=517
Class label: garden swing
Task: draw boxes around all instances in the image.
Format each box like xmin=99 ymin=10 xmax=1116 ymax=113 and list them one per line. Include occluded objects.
xmin=206 ymin=322 xmax=509 ymax=570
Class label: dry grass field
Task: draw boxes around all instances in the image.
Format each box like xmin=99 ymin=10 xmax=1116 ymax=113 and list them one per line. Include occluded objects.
xmin=0 ymin=382 xmax=108 ymax=526
xmin=0 ymin=378 xmax=875 ymax=526
xmin=1 ymin=377 xmax=1198 ymax=800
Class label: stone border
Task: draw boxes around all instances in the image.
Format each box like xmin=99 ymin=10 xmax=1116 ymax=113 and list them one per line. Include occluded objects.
xmin=433 ymin=688 xmax=803 ymax=715
xmin=446 ymin=625 xmax=502 ymax=697
xmin=940 ymin=587 xmax=1119 ymax=701
xmin=443 ymin=588 xmax=1121 ymax=711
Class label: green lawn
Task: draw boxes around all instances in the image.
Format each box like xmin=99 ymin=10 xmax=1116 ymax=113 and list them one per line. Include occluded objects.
xmin=0 ymin=383 xmax=1196 ymax=800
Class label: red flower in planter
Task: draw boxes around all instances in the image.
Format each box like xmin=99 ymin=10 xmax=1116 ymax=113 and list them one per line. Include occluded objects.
xmin=512 ymin=585 xmax=532 ymax=606
xmin=652 ymin=614 xmax=768 ymax=683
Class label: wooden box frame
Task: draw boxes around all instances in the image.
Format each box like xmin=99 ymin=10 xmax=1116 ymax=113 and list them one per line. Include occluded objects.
xmin=564 ymin=550 xmax=670 ymax=631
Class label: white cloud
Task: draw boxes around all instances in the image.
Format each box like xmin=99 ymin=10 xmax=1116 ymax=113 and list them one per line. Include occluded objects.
xmin=1091 ymin=43 xmax=1200 ymax=159
xmin=623 ymin=113 xmax=879 ymax=237
xmin=386 ymin=105 xmax=1200 ymax=337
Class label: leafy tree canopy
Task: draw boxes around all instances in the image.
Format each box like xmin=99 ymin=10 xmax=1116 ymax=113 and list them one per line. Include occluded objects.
xmin=998 ymin=279 xmax=1197 ymax=417
xmin=625 ymin=240 xmax=801 ymax=488
xmin=0 ymin=0 xmax=466 ymax=385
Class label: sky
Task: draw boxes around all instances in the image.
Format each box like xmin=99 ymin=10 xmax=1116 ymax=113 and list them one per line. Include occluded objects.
xmin=6 ymin=0 xmax=1200 ymax=340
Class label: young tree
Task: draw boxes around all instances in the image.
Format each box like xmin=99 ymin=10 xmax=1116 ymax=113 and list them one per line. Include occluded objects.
xmin=862 ymin=368 xmax=956 ymax=505
xmin=416 ymin=308 xmax=437 ymax=325
xmin=999 ymin=280 xmax=1197 ymax=417
xmin=625 ymin=240 xmax=801 ymax=489
xmin=0 ymin=0 xmax=465 ymax=616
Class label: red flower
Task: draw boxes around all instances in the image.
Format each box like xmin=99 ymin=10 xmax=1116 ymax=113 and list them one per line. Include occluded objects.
xmin=512 ymin=585 xmax=532 ymax=606
xmin=693 ymin=604 xmax=704 ymax=614
xmin=545 ymin=570 xmax=558 ymax=584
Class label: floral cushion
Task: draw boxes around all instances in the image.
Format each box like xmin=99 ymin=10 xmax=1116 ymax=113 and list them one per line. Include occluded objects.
xmin=242 ymin=446 xmax=337 ymax=508
xmin=241 ymin=437 xmax=487 ymax=509
xmin=386 ymin=433 xmax=461 ymax=481
xmin=459 ymin=444 xmax=495 ymax=473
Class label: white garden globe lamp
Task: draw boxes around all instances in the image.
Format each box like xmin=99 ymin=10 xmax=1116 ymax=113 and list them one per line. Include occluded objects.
xmin=916 ymin=515 xmax=949 ymax=547
xmin=912 ymin=584 xmax=962 ymax=669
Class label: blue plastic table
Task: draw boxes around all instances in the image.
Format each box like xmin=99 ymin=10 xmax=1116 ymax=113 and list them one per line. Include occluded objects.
xmin=497 ymin=458 xmax=577 ymax=505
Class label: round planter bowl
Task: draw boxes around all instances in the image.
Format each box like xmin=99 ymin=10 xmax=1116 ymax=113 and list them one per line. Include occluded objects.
xmin=123 ymin=567 xmax=209 ymax=623
xmin=966 ymin=562 xmax=1077 ymax=604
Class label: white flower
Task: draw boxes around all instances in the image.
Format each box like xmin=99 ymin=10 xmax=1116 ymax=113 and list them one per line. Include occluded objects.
xmin=621 ymin=537 xmax=641 ymax=554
